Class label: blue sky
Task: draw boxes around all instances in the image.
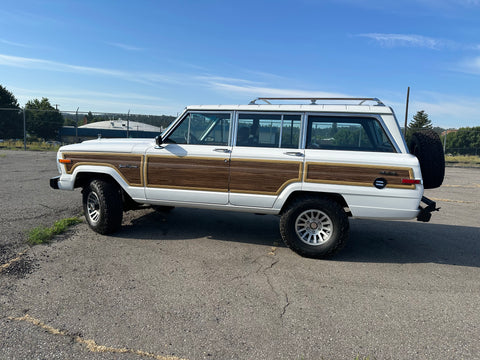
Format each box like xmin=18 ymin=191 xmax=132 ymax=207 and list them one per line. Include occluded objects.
xmin=1 ymin=0 xmax=480 ymax=128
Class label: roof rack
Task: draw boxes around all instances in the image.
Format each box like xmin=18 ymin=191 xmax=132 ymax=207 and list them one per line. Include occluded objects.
xmin=248 ymin=97 xmax=385 ymax=106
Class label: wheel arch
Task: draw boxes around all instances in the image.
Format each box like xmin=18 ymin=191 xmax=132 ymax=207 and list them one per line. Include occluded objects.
xmin=279 ymin=191 xmax=350 ymax=215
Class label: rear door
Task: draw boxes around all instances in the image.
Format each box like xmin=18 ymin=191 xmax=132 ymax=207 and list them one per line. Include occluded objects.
xmin=229 ymin=112 xmax=304 ymax=208
xmin=145 ymin=112 xmax=232 ymax=205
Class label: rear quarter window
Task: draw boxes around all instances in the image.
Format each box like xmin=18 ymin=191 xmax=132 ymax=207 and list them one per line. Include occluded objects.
xmin=306 ymin=116 xmax=395 ymax=152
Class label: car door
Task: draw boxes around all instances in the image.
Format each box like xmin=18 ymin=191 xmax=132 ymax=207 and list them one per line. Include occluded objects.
xmin=145 ymin=112 xmax=232 ymax=205
xmin=229 ymin=112 xmax=304 ymax=208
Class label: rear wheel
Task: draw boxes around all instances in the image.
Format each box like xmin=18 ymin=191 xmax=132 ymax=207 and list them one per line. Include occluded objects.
xmin=280 ymin=197 xmax=349 ymax=258
xmin=82 ymin=179 xmax=123 ymax=234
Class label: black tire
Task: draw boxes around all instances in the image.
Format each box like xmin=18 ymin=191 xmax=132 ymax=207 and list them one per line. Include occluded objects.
xmin=408 ymin=130 xmax=445 ymax=189
xmin=280 ymin=197 xmax=349 ymax=259
xmin=82 ymin=179 xmax=123 ymax=234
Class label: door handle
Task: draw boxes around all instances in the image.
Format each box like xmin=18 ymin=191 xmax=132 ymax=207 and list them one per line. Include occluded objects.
xmin=284 ymin=152 xmax=304 ymax=157
xmin=214 ymin=148 xmax=231 ymax=153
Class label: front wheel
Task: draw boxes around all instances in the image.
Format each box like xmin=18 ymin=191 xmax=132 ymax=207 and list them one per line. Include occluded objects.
xmin=280 ymin=197 xmax=349 ymax=258
xmin=82 ymin=179 xmax=123 ymax=234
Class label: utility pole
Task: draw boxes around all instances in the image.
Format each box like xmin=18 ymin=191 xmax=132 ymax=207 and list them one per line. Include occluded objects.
xmin=75 ymin=107 xmax=79 ymax=143
xmin=23 ymin=107 xmax=26 ymax=151
xmin=127 ymin=109 xmax=130 ymax=138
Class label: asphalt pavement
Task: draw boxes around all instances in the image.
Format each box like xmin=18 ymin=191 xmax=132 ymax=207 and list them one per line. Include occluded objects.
xmin=1 ymin=150 xmax=479 ymax=359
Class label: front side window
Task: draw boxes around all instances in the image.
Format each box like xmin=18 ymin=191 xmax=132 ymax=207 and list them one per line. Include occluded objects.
xmin=167 ymin=113 xmax=231 ymax=146
xmin=236 ymin=113 xmax=301 ymax=148
xmin=306 ymin=116 xmax=395 ymax=152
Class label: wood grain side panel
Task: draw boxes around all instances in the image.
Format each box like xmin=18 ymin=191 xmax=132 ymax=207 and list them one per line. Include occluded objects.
xmin=63 ymin=153 xmax=143 ymax=186
xmin=146 ymin=156 xmax=229 ymax=191
xmin=305 ymin=163 xmax=413 ymax=188
xmin=229 ymin=160 xmax=302 ymax=194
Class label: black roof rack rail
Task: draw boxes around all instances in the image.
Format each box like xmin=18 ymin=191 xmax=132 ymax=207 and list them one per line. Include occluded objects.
xmin=248 ymin=97 xmax=385 ymax=106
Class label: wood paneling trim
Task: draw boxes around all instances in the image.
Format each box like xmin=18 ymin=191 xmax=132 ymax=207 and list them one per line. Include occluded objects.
xmin=305 ymin=162 xmax=415 ymax=189
xmin=62 ymin=152 xmax=144 ymax=186
xmin=229 ymin=159 xmax=303 ymax=195
xmin=146 ymin=155 xmax=229 ymax=192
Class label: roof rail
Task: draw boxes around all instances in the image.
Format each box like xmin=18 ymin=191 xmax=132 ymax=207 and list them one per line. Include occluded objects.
xmin=248 ymin=97 xmax=385 ymax=106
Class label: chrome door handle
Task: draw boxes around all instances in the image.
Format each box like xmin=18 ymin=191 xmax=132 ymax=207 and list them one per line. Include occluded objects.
xmin=284 ymin=152 xmax=304 ymax=157
xmin=214 ymin=148 xmax=231 ymax=153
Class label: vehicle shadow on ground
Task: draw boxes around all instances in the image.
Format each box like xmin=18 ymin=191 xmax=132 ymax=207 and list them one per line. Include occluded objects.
xmin=117 ymin=208 xmax=480 ymax=268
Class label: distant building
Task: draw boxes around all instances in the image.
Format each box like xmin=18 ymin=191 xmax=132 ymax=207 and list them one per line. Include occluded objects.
xmin=59 ymin=119 xmax=162 ymax=143
xmin=441 ymin=129 xmax=458 ymax=137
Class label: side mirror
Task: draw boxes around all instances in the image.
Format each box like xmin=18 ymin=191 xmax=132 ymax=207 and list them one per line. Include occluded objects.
xmin=155 ymin=135 xmax=163 ymax=147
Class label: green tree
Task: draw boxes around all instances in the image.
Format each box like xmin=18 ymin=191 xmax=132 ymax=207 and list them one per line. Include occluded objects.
xmin=25 ymin=98 xmax=64 ymax=140
xmin=407 ymin=110 xmax=433 ymax=140
xmin=0 ymin=85 xmax=23 ymax=139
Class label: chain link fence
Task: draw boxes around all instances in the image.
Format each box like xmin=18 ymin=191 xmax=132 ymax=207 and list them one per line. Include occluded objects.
xmin=0 ymin=107 xmax=176 ymax=149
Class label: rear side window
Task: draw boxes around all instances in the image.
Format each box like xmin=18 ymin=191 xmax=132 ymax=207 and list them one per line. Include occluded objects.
xmin=237 ymin=113 xmax=301 ymax=148
xmin=306 ymin=116 xmax=395 ymax=152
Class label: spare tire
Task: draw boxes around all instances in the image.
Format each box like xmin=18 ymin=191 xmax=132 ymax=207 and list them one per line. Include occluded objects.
xmin=408 ymin=129 xmax=445 ymax=189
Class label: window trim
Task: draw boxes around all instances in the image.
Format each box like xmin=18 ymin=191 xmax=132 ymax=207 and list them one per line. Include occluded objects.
xmin=234 ymin=111 xmax=303 ymax=148
xmin=164 ymin=111 xmax=234 ymax=146
xmin=303 ymin=113 xmax=399 ymax=153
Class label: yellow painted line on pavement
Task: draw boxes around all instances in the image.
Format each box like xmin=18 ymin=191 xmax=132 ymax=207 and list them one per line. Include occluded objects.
xmin=8 ymin=314 xmax=188 ymax=360
xmin=442 ymin=184 xmax=480 ymax=188
xmin=430 ymin=197 xmax=474 ymax=204
xmin=0 ymin=249 xmax=28 ymax=273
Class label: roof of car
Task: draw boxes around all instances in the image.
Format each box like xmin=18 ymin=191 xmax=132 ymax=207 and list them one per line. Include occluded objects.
xmin=185 ymin=104 xmax=394 ymax=114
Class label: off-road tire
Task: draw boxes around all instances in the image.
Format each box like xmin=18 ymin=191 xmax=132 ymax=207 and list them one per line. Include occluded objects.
xmin=280 ymin=196 xmax=349 ymax=259
xmin=409 ymin=129 xmax=445 ymax=189
xmin=82 ymin=179 xmax=123 ymax=234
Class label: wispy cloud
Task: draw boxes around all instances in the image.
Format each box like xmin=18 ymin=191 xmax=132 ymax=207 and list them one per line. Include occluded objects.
xmin=0 ymin=38 xmax=32 ymax=48
xmin=206 ymin=82 xmax=349 ymax=99
xmin=107 ymin=42 xmax=144 ymax=52
xmin=0 ymin=53 xmax=182 ymax=85
xmin=456 ymin=56 xmax=480 ymax=75
xmin=357 ymin=33 xmax=441 ymax=49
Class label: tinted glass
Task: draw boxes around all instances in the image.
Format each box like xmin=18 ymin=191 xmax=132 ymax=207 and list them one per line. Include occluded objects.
xmin=306 ymin=116 xmax=394 ymax=152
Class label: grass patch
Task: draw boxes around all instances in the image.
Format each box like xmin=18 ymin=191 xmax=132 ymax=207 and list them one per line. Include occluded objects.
xmin=27 ymin=217 xmax=82 ymax=245
xmin=445 ymin=155 xmax=480 ymax=167
xmin=0 ymin=140 xmax=60 ymax=151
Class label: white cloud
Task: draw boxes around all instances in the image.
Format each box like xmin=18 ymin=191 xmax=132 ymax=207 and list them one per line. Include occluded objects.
xmin=457 ymin=56 xmax=480 ymax=75
xmin=107 ymin=42 xmax=144 ymax=52
xmin=0 ymin=39 xmax=31 ymax=48
xmin=358 ymin=33 xmax=441 ymax=49
xmin=0 ymin=53 xmax=183 ymax=85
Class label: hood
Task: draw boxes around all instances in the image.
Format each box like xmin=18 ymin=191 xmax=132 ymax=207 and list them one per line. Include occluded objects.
xmin=59 ymin=138 xmax=155 ymax=153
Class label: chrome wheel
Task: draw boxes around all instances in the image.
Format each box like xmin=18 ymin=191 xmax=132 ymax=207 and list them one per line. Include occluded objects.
xmin=86 ymin=191 xmax=101 ymax=224
xmin=295 ymin=209 xmax=333 ymax=246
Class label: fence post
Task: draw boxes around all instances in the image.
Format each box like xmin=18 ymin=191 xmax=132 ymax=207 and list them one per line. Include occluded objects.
xmin=443 ymin=130 xmax=447 ymax=154
xmin=23 ymin=108 xmax=26 ymax=151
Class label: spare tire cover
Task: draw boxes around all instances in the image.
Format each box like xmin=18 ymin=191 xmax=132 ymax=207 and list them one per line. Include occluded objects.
xmin=408 ymin=129 xmax=445 ymax=189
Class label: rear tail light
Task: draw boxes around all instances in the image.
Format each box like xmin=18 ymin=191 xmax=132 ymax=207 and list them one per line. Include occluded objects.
xmin=402 ymin=178 xmax=421 ymax=185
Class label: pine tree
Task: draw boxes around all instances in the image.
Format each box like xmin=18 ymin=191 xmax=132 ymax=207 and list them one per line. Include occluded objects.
xmin=407 ymin=110 xmax=433 ymax=140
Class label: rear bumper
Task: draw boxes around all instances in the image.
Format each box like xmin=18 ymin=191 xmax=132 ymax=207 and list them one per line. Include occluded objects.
xmin=50 ymin=176 xmax=60 ymax=189
xmin=417 ymin=196 xmax=439 ymax=222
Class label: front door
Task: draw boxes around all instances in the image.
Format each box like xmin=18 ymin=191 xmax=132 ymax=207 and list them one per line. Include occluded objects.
xmin=145 ymin=112 xmax=232 ymax=205
xmin=229 ymin=112 xmax=304 ymax=208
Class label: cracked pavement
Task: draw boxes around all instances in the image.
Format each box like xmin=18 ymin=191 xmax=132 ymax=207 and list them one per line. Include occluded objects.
xmin=1 ymin=151 xmax=480 ymax=359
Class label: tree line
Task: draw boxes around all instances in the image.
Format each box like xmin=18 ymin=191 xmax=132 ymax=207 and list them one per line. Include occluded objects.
xmin=0 ymin=84 xmax=175 ymax=141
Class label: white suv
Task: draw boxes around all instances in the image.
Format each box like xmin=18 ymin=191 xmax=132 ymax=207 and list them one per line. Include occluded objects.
xmin=50 ymin=97 xmax=444 ymax=258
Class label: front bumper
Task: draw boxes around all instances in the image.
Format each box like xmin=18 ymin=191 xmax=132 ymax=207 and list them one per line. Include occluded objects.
xmin=50 ymin=176 xmax=60 ymax=189
xmin=417 ymin=196 xmax=440 ymax=222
